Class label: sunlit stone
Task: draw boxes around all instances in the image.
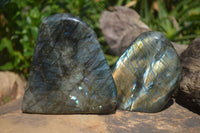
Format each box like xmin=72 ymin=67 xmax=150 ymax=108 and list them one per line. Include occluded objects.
xmin=112 ymin=31 xmax=181 ymax=113
xmin=22 ymin=13 xmax=117 ymax=114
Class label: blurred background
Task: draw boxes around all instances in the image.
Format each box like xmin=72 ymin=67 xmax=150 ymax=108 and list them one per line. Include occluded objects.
xmin=0 ymin=0 xmax=200 ymax=78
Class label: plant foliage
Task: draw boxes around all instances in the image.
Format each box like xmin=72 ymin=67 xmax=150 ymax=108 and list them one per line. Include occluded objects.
xmin=0 ymin=0 xmax=199 ymax=77
xmin=135 ymin=0 xmax=200 ymax=43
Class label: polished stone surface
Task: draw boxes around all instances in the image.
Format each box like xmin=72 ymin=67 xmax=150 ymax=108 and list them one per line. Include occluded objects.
xmin=112 ymin=31 xmax=181 ymax=112
xmin=22 ymin=13 xmax=117 ymax=114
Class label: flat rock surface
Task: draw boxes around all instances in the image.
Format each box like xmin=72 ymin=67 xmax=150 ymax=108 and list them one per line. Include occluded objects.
xmin=0 ymin=98 xmax=199 ymax=133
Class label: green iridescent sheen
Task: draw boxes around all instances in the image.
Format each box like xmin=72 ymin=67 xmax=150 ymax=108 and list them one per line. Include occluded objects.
xmin=22 ymin=13 xmax=117 ymax=114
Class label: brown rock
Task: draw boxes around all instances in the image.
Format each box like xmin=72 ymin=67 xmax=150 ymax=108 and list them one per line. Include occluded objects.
xmin=171 ymin=42 xmax=188 ymax=56
xmin=175 ymin=38 xmax=200 ymax=113
xmin=100 ymin=6 xmax=187 ymax=56
xmin=0 ymin=71 xmax=26 ymax=106
xmin=0 ymin=98 xmax=200 ymax=133
xmin=99 ymin=6 xmax=150 ymax=56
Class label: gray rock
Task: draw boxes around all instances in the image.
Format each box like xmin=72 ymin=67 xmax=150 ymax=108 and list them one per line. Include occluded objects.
xmin=176 ymin=37 xmax=200 ymax=114
xmin=99 ymin=6 xmax=150 ymax=56
xmin=112 ymin=31 xmax=182 ymax=112
xmin=22 ymin=13 xmax=117 ymax=114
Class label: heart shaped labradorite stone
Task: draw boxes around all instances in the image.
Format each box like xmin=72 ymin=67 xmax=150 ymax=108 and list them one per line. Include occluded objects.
xmin=112 ymin=31 xmax=181 ymax=113
xmin=22 ymin=13 xmax=117 ymax=114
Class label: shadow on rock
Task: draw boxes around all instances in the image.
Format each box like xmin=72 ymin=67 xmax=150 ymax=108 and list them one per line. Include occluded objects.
xmin=161 ymin=98 xmax=174 ymax=111
xmin=175 ymin=98 xmax=200 ymax=115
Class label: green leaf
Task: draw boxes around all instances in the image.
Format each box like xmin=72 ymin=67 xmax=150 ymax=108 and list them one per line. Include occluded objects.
xmin=0 ymin=38 xmax=14 ymax=54
xmin=31 ymin=26 xmax=39 ymax=41
xmin=0 ymin=62 xmax=14 ymax=70
xmin=30 ymin=7 xmax=40 ymax=19
xmin=105 ymin=54 xmax=119 ymax=66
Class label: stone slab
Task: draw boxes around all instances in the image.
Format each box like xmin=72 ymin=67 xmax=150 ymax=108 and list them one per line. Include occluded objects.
xmin=0 ymin=99 xmax=199 ymax=133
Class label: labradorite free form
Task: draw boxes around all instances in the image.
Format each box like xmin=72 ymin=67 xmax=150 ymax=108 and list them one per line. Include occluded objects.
xmin=112 ymin=31 xmax=181 ymax=113
xmin=22 ymin=13 xmax=117 ymax=114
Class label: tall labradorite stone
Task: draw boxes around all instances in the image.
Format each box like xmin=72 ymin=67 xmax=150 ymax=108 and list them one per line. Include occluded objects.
xmin=112 ymin=31 xmax=181 ymax=113
xmin=22 ymin=13 xmax=117 ymax=114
